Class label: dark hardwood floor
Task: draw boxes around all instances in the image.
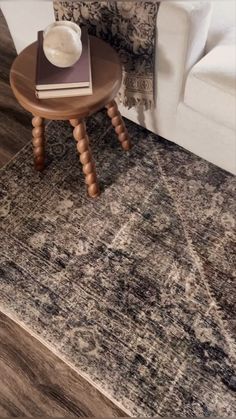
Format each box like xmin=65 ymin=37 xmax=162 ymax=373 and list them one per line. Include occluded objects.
xmin=0 ymin=10 xmax=126 ymax=417
xmin=0 ymin=11 xmax=32 ymax=167
xmin=0 ymin=312 xmax=125 ymax=417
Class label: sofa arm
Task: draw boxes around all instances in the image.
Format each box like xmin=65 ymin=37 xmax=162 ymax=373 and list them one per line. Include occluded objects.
xmin=156 ymin=1 xmax=212 ymax=136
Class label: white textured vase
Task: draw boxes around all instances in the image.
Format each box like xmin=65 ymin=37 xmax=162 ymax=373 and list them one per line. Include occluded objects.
xmin=43 ymin=21 xmax=82 ymax=68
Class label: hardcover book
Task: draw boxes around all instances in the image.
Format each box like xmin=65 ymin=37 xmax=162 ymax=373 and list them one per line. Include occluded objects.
xmin=35 ymin=26 xmax=92 ymax=93
xmin=35 ymin=85 xmax=92 ymax=99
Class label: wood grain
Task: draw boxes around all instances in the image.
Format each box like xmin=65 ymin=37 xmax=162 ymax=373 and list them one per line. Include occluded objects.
xmin=70 ymin=119 xmax=100 ymax=197
xmin=106 ymin=101 xmax=132 ymax=151
xmin=0 ymin=11 xmax=31 ymax=168
xmin=0 ymin=11 xmax=127 ymax=417
xmin=32 ymin=115 xmax=45 ymax=170
xmin=10 ymin=38 xmax=122 ymax=120
xmin=0 ymin=312 xmax=126 ymax=417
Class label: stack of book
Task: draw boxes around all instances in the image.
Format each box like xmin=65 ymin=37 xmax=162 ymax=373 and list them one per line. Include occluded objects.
xmin=35 ymin=27 xmax=92 ymax=99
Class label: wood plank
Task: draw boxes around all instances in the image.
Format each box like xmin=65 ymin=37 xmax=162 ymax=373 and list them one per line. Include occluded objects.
xmin=0 ymin=10 xmax=31 ymax=168
xmin=0 ymin=10 xmax=127 ymax=417
xmin=0 ymin=312 xmax=127 ymax=417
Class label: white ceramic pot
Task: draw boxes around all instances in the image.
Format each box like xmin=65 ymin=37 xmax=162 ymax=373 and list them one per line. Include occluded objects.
xmin=43 ymin=21 xmax=82 ymax=68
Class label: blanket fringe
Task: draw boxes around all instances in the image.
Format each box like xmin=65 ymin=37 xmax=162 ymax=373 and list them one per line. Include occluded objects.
xmin=117 ymin=92 xmax=154 ymax=111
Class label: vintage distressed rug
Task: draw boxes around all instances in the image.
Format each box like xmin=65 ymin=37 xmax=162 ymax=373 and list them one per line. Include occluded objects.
xmin=0 ymin=111 xmax=236 ymax=416
xmin=53 ymin=0 xmax=160 ymax=108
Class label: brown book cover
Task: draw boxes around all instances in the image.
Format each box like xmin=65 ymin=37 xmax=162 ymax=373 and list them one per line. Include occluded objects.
xmin=36 ymin=27 xmax=91 ymax=90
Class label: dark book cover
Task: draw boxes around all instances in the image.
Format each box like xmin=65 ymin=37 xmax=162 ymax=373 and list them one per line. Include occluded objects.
xmin=36 ymin=26 xmax=91 ymax=90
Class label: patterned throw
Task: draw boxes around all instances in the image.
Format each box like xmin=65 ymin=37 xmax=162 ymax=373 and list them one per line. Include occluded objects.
xmin=53 ymin=1 xmax=160 ymax=108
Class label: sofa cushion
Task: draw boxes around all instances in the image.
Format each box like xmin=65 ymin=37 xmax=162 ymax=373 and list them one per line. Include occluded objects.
xmin=206 ymin=2 xmax=236 ymax=52
xmin=184 ymin=27 xmax=236 ymax=130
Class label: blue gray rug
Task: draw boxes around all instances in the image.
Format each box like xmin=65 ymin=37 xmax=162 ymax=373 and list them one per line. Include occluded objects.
xmin=0 ymin=111 xmax=235 ymax=416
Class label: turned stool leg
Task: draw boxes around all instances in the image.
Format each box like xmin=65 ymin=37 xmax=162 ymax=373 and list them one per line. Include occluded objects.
xmin=70 ymin=119 xmax=100 ymax=198
xmin=32 ymin=116 xmax=45 ymax=171
xmin=106 ymin=100 xmax=132 ymax=151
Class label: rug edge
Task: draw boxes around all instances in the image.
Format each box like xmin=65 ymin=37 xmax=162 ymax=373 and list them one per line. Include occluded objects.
xmin=0 ymin=304 xmax=132 ymax=417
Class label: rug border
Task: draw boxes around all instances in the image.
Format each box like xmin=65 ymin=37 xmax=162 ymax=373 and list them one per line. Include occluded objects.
xmin=0 ymin=304 xmax=132 ymax=417
xmin=0 ymin=118 xmax=132 ymax=415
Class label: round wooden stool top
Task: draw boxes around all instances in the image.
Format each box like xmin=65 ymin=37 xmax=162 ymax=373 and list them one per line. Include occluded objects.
xmin=10 ymin=36 xmax=122 ymax=120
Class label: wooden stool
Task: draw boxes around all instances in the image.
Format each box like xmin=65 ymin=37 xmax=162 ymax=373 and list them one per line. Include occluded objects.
xmin=10 ymin=36 xmax=131 ymax=198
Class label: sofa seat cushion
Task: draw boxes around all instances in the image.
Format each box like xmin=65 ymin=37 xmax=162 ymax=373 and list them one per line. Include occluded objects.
xmin=184 ymin=27 xmax=236 ymax=130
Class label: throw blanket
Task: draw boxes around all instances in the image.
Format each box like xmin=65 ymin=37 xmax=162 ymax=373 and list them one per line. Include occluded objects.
xmin=53 ymin=1 xmax=160 ymax=109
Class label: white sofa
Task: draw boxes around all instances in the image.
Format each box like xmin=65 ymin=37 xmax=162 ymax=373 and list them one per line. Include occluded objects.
xmin=1 ymin=0 xmax=236 ymax=174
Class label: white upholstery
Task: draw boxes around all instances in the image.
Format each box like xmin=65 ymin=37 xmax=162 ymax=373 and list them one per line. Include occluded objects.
xmin=119 ymin=1 xmax=213 ymax=141
xmin=176 ymin=103 xmax=236 ymax=175
xmin=184 ymin=27 xmax=236 ymax=130
xmin=206 ymin=0 xmax=236 ymax=51
xmin=1 ymin=0 xmax=236 ymax=174
xmin=120 ymin=1 xmax=236 ymax=174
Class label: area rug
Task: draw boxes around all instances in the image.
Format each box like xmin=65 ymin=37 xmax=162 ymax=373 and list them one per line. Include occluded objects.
xmin=0 ymin=111 xmax=236 ymax=416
